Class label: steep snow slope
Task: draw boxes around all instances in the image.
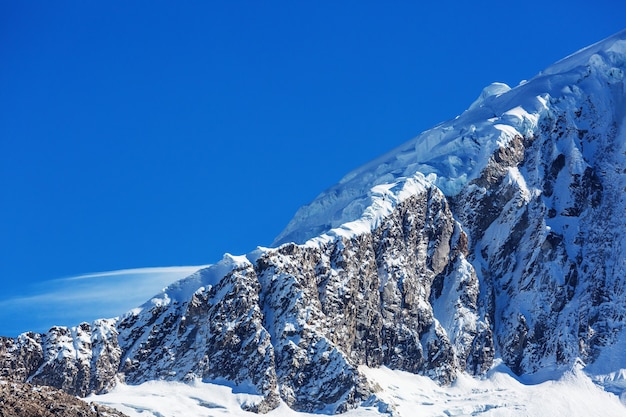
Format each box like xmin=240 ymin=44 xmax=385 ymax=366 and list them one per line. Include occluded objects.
xmin=2 ymin=29 xmax=626 ymax=416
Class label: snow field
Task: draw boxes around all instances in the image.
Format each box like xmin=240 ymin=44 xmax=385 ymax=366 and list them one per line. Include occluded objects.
xmin=88 ymin=364 xmax=625 ymax=417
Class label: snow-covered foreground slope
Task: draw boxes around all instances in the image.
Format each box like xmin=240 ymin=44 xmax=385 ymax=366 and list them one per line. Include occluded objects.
xmin=89 ymin=364 xmax=625 ymax=417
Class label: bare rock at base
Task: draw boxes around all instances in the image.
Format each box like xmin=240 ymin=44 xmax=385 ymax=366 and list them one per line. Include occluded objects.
xmin=0 ymin=379 xmax=129 ymax=417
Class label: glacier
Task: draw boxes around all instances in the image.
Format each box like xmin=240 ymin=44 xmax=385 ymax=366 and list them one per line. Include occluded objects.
xmin=273 ymin=29 xmax=626 ymax=247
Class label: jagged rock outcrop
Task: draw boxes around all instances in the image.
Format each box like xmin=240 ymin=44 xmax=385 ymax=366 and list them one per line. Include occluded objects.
xmin=2 ymin=29 xmax=626 ymax=413
xmin=0 ymin=188 xmax=489 ymax=413
xmin=454 ymin=41 xmax=626 ymax=375
xmin=0 ymin=320 xmax=121 ymax=397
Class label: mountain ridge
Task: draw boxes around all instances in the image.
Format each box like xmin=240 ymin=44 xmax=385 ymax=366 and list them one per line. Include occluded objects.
xmin=2 ymin=29 xmax=626 ymax=415
xmin=273 ymin=28 xmax=626 ymax=247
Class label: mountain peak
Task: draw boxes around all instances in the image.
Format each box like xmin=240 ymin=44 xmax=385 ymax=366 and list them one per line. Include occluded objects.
xmin=3 ymin=29 xmax=626 ymax=416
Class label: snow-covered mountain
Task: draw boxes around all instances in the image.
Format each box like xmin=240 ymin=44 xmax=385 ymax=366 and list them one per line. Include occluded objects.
xmin=2 ymin=29 xmax=626 ymax=416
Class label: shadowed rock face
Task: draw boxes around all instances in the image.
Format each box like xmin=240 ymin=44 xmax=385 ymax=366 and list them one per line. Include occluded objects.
xmin=453 ymin=72 xmax=626 ymax=375
xmin=2 ymin=31 xmax=626 ymax=414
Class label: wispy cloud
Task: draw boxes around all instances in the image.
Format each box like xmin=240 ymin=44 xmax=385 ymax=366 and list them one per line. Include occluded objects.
xmin=0 ymin=265 xmax=209 ymax=337
xmin=60 ymin=266 xmax=206 ymax=282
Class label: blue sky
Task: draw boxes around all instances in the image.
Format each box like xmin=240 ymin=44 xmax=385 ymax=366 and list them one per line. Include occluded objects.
xmin=1 ymin=1 xmax=624 ymax=336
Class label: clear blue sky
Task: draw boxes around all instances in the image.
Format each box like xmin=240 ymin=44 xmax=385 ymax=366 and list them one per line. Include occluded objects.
xmin=1 ymin=1 xmax=624 ymax=336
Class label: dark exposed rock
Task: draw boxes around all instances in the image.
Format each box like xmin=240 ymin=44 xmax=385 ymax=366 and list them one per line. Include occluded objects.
xmin=0 ymin=378 xmax=128 ymax=417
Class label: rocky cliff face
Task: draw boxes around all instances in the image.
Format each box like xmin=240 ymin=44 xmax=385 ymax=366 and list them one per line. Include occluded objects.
xmin=454 ymin=45 xmax=626 ymax=376
xmin=0 ymin=188 xmax=490 ymax=413
xmin=1 ymin=30 xmax=626 ymax=414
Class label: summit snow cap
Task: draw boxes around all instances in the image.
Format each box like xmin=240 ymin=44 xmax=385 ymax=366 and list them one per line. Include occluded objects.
xmin=272 ymin=29 xmax=626 ymax=247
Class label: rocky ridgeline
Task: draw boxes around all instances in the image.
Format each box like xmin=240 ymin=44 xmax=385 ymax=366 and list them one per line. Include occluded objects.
xmin=0 ymin=186 xmax=490 ymax=413
xmin=1 ymin=30 xmax=626 ymax=414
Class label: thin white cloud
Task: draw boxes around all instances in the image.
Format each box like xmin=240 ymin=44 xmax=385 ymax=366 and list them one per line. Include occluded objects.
xmin=0 ymin=265 xmax=210 ymax=337
xmin=60 ymin=266 xmax=208 ymax=282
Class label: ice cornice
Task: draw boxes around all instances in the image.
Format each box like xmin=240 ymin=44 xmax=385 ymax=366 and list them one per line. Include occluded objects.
xmin=271 ymin=89 xmax=544 ymax=247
